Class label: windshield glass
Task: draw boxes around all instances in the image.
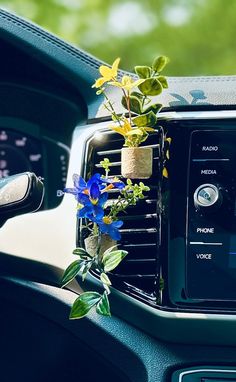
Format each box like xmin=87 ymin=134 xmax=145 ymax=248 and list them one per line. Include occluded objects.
xmin=1 ymin=0 xmax=234 ymax=76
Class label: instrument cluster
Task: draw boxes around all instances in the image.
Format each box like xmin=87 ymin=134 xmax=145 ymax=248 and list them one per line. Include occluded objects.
xmin=0 ymin=128 xmax=69 ymax=209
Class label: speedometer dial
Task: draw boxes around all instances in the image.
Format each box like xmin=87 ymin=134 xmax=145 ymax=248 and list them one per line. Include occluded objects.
xmin=0 ymin=129 xmax=43 ymax=179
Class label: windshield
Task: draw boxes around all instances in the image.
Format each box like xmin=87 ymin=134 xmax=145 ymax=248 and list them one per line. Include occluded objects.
xmin=0 ymin=0 xmax=234 ymax=76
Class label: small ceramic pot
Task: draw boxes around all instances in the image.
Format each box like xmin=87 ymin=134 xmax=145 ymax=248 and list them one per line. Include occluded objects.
xmin=121 ymin=147 xmax=153 ymax=179
xmin=84 ymin=234 xmax=117 ymax=258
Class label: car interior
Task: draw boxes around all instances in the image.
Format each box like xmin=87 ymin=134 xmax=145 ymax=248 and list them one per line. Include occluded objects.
xmin=1 ymin=7 xmax=236 ymax=382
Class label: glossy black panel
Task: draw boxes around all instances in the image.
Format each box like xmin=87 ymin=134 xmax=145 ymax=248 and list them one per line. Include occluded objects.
xmin=165 ymin=118 xmax=236 ymax=311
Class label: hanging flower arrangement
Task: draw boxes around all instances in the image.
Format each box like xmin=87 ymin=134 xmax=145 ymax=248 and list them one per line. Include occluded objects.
xmin=61 ymin=56 xmax=169 ymax=319
xmin=61 ymin=158 xmax=150 ymax=318
xmin=93 ymin=56 xmax=169 ymax=179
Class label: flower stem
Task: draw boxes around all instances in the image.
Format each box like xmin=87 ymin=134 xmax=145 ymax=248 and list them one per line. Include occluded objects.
xmin=102 ymin=89 xmax=122 ymax=127
xmin=122 ymin=88 xmax=132 ymax=125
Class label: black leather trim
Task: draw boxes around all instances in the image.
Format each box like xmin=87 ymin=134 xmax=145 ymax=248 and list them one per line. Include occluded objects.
xmin=0 ymin=275 xmax=148 ymax=382
xmin=0 ymin=251 xmax=63 ymax=286
xmin=0 ymin=8 xmax=103 ymax=118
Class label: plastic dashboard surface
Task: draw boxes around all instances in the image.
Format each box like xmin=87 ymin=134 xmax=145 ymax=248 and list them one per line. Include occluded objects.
xmin=1 ymin=7 xmax=236 ymax=354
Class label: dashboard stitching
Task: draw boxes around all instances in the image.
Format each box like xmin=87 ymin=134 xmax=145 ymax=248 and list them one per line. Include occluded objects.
xmin=0 ymin=11 xmax=103 ymax=70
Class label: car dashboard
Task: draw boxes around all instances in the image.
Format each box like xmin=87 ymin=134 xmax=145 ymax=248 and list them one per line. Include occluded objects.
xmin=1 ymin=8 xmax=236 ymax=382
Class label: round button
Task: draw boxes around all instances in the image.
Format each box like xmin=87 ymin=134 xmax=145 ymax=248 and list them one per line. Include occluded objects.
xmin=194 ymin=184 xmax=221 ymax=210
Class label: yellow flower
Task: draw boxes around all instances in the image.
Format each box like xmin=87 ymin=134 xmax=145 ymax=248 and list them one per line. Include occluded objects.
xmin=109 ymin=120 xmax=155 ymax=138
xmin=109 ymin=75 xmax=144 ymax=92
xmin=142 ymin=127 xmax=155 ymax=132
xmin=166 ymin=137 xmax=172 ymax=144
xmin=92 ymin=58 xmax=120 ymax=88
xmin=163 ymin=167 xmax=168 ymax=178
xmin=109 ymin=118 xmax=132 ymax=137
xmin=126 ymin=128 xmax=144 ymax=136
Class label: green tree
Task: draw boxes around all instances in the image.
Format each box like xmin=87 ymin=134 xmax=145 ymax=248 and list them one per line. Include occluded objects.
xmin=1 ymin=0 xmax=235 ymax=76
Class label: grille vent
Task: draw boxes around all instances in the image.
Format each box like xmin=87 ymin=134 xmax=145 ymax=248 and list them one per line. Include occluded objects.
xmin=83 ymin=129 xmax=161 ymax=302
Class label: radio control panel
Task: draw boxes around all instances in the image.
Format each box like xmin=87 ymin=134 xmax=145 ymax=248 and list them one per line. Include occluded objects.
xmin=186 ymin=130 xmax=236 ymax=301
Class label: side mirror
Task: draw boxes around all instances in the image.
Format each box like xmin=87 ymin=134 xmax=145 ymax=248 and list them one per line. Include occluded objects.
xmin=0 ymin=172 xmax=44 ymax=227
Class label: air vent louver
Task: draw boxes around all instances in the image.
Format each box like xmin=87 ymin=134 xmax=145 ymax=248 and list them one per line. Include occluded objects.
xmin=82 ymin=129 xmax=161 ymax=302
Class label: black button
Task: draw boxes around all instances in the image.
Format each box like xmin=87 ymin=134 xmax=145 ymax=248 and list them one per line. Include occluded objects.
xmin=186 ymin=244 xmax=228 ymax=299
xmin=188 ymin=244 xmax=223 ymax=264
xmin=192 ymin=141 xmax=225 ymax=159
xmin=189 ymin=162 xmax=230 ymax=190
xmin=191 ymin=131 xmax=227 ymax=159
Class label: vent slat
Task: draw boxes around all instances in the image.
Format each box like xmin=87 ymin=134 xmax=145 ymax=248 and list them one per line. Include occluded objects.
xmin=137 ymin=144 xmax=159 ymax=149
xmin=112 ymin=274 xmax=156 ymax=279
xmin=97 ymin=148 xmax=121 ymax=156
xmin=123 ymin=243 xmax=156 ymax=248
xmin=97 ymin=144 xmax=159 ymax=157
xmin=120 ymin=228 xmax=157 ymax=233
xmin=122 ymin=213 xmax=157 ymax=221
xmin=121 ymin=235 xmax=157 ymax=245
xmin=124 ymin=258 xmax=156 ymax=263
xmin=95 ymin=157 xmax=160 ymax=168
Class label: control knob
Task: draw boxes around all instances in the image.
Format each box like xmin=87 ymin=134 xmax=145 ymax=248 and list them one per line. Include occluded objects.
xmin=193 ymin=183 xmax=222 ymax=212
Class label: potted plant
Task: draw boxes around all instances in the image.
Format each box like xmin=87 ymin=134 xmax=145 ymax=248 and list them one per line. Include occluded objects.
xmin=61 ymin=158 xmax=150 ymax=318
xmin=93 ymin=56 xmax=169 ymax=179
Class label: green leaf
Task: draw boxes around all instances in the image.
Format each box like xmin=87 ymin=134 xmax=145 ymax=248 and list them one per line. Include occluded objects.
xmin=96 ymin=89 xmax=104 ymax=95
xmin=70 ymin=291 xmax=102 ymax=319
xmin=61 ymin=260 xmax=84 ymax=288
xmin=81 ymin=261 xmax=92 ymax=281
xmin=126 ymin=128 xmax=144 ymax=136
xmin=73 ymin=247 xmax=90 ymax=257
xmin=112 ymin=114 xmax=119 ymax=122
xmin=103 ymin=250 xmax=128 ymax=272
xmin=102 ymin=244 xmax=118 ymax=258
xmin=157 ymin=76 xmax=168 ymax=89
xmin=127 ymin=178 xmax=133 ymax=185
xmin=133 ymin=111 xmax=157 ymax=127
xmin=138 ymin=130 xmax=149 ymax=143
xmin=96 ymin=292 xmax=111 ymax=316
xmin=138 ymin=78 xmax=163 ymax=96
xmin=121 ymin=95 xmax=128 ymax=110
xmin=130 ymin=91 xmax=144 ymax=100
xmin=159 ymin=277 xmax=165 ymax=291
xmin=122 ymin=95 xmax=142 ymax=114
xmin=100 ymin=272 xmax=111 ymax=286
xmin=129 ymin=95 xmax=142 ymax=114
xmin=143 ymin=103 xmax=162 ymax=115
xmin=134 ymin=65 xmax=151 ymax=79
xmin=152 ymin=56 xmax=169 ymax=73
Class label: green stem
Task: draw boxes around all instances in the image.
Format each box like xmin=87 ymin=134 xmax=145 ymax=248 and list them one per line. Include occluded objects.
xmin=142 ymin=95 xmax=147 ymax=110
xmin=122 ymin=88 xmax=132 ymax=125
xmin=103 ymin=90 xmax=122 ymax=126
xmin=109 ymin=193 xmax=138 ymax=219
xmin=96 ymin=229 xmax=102 ymax=263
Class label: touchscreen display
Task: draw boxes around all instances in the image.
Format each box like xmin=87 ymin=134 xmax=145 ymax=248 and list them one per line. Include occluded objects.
xmin=186 ymin=130 xmax=236 ymax=300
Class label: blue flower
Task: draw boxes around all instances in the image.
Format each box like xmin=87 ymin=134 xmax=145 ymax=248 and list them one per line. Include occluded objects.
xmin=93 ymin=216 xmax=123 ymax=240
xmin=64 ymin=173 xmax=102 ymax=199
xmin=77 ymin=182 xmax=108 ymax=219
xmin=64 ymin=173 xmax=125 ymax=226
xmin=102 ymin=177 xmax=125 ymax=190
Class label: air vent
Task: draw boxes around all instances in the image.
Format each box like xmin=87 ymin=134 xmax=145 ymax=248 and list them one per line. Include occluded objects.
xmin=82 ymin=129 xmax=161 ymax=303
